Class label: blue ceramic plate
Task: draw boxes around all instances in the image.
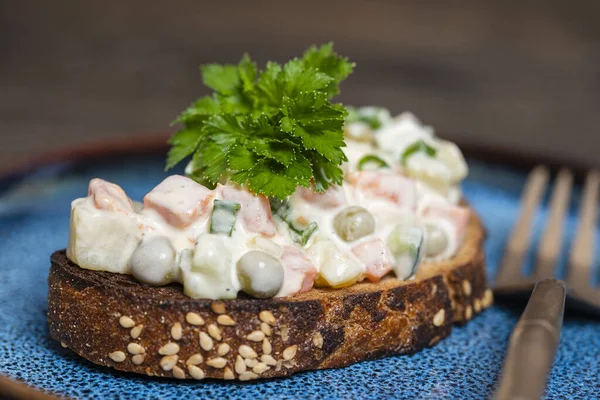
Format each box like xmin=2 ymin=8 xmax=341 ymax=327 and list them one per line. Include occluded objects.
xmin=0 ymin=150 xmax=598 ymax=400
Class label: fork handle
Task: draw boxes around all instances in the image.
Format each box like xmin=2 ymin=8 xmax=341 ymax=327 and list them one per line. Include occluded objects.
xmin=494 ymin=279 xmax=567 ymax=400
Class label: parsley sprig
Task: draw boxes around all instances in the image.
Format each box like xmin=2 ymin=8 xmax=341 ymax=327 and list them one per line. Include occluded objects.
xmin=166 ymin=44 xmax=354 ymax=199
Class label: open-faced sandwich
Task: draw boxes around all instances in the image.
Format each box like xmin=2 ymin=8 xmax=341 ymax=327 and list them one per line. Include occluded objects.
xmin=48 ymin=44 xmax=491 ymax=381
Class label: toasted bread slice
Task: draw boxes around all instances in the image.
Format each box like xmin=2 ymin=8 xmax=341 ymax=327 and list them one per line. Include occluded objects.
xmin=47 ymin=208 xmax=490 ymax=381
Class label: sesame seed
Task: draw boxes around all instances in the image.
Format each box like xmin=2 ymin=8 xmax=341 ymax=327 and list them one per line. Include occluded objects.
xmin=130 ymin=324 xmax=143 ymax=339
xmin=119 ymin=316 xmax=135 ymax=328
xmin=433 ymin=309 xmax=445 ymax=327
xmin=132 ymin=354 xmax=145 ymax=365
xmin=171 ymin=322 xmax=182 ymax=341
xmin=465 ymin=305 xmax=473 ymax=320
xmin=235 ymin=355 xmax=247 ymax=374
xmin=185 ymin=312 xmax=205 ymax=326
xmin=127 ymin=342 xmax=145 ymax=355
xmin=247 ymin=330 xmax=265 ymax=342
xmin=280 ymin=325 xmax=289 ymax=342
xmin=158 ymin=342 xmax=180 ymax=356
xmin=474 ymin=299 xmax=482 ymax=313
xmin=206 ymin=357 xmax=227 ymax=369
xmin=261 ymin=354 xmax=277 ymax=366
xmin=239 ymin=371 xmax=258 ymax=381
xmin=199 ymin=332 xmax=214 ymax=351
xmin=173 ymin=365 xmax=186 ymax=379
xmin=186 ymin=353 xmax=204 ymax=366
xmin=482 ymin=289 xmax=494 ymax=308
xmin=60 ymin=342 xmax=67 ymax=348
xmin=208 ymin=324 xmax=222 ymax=341
xmin=160 ymin=355 xmax=178 ymax=371
xmin=218 ymin=343 xmax=231 ymax=356
xmin=211 ymin=302 xmax=226 ymax=314
xmin=109 ymin=351 xmax=126 ymax=363
xmin=431 ymin=284 xmax=438 ymax=296
xmin=238 ymin=344 xmax=257 ymax=359
xmin=462 ymin=280 xmax=472 ymax=297
xmin=245 ymin=358 xmax=258 ymax=368
xmin=259 ymin=310 xmax=275 ymax=325
xmin=217 ymin=315 xmax=235 ymax=326
xmin=188 ymin=365 xmax=205 ymax=380
xmin=260 ymin=322 xmax=272 ymax=336
xmin=252 ymin=362 xmax=270 ymax=375
xmin=262 ymin=339 xmax=272 ymax=355
xmin=283 ymin=345 xmax=297 ymax=361
xmin=223 ymin=367 xmax=235 ymax=380
xmin=313 ymin=332 xmax=323 ymax=348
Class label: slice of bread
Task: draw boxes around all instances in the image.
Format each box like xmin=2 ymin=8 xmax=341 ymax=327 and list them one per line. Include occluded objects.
xmin=47 ymin=208 xmax=490 ymax=381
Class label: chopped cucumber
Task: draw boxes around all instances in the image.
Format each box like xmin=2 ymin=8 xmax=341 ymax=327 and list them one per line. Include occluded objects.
xmin=387 ymin=224 xmax=424 ymax=279
xmin=269 ymin=197 xmax=318 ymax=246
xmin=357 ymin=154 xmax=390 ymax=171
xmin=210 ymin=199 xmax=241 ymax=236
xmin=401 ymin=140 xmax=437 ymax=164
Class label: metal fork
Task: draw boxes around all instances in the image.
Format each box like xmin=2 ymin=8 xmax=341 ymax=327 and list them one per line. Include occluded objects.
xmin=493 ymin=166 xmax=599 ymax=400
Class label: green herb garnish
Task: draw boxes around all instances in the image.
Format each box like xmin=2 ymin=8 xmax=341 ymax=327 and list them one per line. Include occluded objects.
xmin=357 ymin=154 xmax=390 ymax=170
xmin=346 ymin=107 xmax=384 ymax=130
xmin=166 ymin=43 xmax=355 ymax=199
xmin=401 ymin=140 xmax=437 ymax=164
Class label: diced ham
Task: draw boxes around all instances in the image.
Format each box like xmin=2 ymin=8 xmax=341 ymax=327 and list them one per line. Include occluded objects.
xmin=219 ymin=185 xmax=276 ymax=237
xmin=351 ymin=238 xmax=393 ymax=282
xmin=88 ymin=178 xmax=134 ymax=213
xmin=422 ymin=203 xmax=471 ymax=242
xmin=296 ymin=185 xmax=346 ymax=208
xmin=279 ymin=246 xmax=318 ymax=295
xmin=144 ymin=175 xmax=215 ymax=228
xmin=347 ymin=171 xmax=417 ymax=209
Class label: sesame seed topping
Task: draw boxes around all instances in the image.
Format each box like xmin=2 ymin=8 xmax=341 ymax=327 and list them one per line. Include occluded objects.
xmin=239 ymin=371 xmax=259 ymax=381
xmin=206 ymin=357 xmax=227 ymax=369
xmin=130 ymin=324 xmax=143 ymax=339
xmin=217 ymin=315 xmax=235 ymax=326
xmin=283 ymin=345 xmax=297 ymax=361
xmin=245 ymin=358 xmax=258 ymax=368
xmin=280 ymin=326 xmax=289 ymax=342
xmin=247 ymin=330 xmax=265 ymax=342
xmin=60 ymin=342 xmax=67 ymax=348
xmin=431 ymin=284 xmax=438 ymax=296
xmin=158 ymin=342 xmax=180 ymax=356
xmin=185 ymin=312 xmax=205 ymax=326
xmin=109 ymin=351 xmax=126 ymax=363
xmin=235 ymin=355 xmax=247 ymax=374
xmin=252 ymin=362 xmax=270 ymax=375
xmin=199 ymin=332 xmax=214 ymax=351
xmin=262 ymin=339 xmax=272 ymax=355
xmin=462 ymin=280 xmax=472 ymax=297
xmin=127 ymin=342 xmax=145 ymax=355
xmin=259 ymin=310 xmax=275 ymax=325
xmin=261 ymin=354 xmax=277 ymax=366
xmin=474 ymin=299 xmax=482 ymax=313
xmin=218 ymin=343 xmax=231 ymax=356
xmin=188 ymin=365 xmax=205 ymax=380
xmin=160 ymin=355 xmax=178 ymax=371
xmin=173 ymin=365 xmax=186 ymax=379
xmin=186 ymin=353 xmax=204 ymax=366
xmin=208 ymin=324 xmax=222 ymax=341
xmin=223 ymin=367 xmax=235 ymax=380
xmin=119 ymin=316 xmax=135 ymax=329
xmin=260 ymin=322 xmax=272 ymax=336
xmin=171 ymin=322 xmax=182 ymax=341
xmin=238 ymin=344 xmax=257 ymax=359
xmin=313 ymin=332 xmax=323 ymax=349
xmin=433 ymin=309 xmax=445 ymax=327
xmin=211 ymin=302 xmax=226 ymax=314
xmin=132 ymin=354 xmax=145 ymax=365
xmin=482 ymin=289 xmax=494 ymax=308
xmin=465 ymin=305 xmax=473 ymax=320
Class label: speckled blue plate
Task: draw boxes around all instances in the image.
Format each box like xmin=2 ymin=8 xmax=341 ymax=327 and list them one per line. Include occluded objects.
xmin=0 ymin=149 xmax=598 ymax=400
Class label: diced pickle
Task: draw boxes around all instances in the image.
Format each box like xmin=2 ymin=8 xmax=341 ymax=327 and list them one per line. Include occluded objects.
xmin=333 ymin=206 xmax=375 ymax=242
xmin=210 ymin=199 xmax=241 ymax=236
xmin=387 ymin=224 xmax=424 ymax=279
xmin=237 ymin=251 xmax=284 ymax=299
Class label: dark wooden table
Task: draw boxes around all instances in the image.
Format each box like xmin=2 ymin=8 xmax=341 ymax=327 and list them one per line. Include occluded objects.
xmin=1 ymin=0 xmax=599 ymax=170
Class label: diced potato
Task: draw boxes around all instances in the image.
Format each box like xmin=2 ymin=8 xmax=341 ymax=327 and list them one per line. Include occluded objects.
xmin=352 ymin=239 xmax=393 ymax=282
xmin=219 ymin=185 xmax=276 ymax=237
xmin=144 ymin=175 xmax=215 ymax=229
xmin=67 ymin=198 xmax=139 ymax=273
xmin=437 ymin=140 xmax=468 ymax=183
xmin=308 ymin=240 xmax=363 ymax=288
xmin=88 ymin=178 xmax=133 ymax=213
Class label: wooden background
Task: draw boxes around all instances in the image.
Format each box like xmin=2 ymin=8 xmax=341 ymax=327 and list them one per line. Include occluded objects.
xmin=1 ymin=0 xmax=599 ymax=170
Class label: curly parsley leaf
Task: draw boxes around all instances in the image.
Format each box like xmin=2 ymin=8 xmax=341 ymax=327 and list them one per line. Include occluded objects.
xmin=167 ymin=44 xmax=354 ymax=198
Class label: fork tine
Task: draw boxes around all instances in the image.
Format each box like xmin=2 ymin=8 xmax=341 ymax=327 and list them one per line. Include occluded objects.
xmin=567 ymin=170 xmax=599 ymax=289
xmin=534 ymin=169 xmax=573 ymax=279
xmin=496 ymin=166 xmax=549 ymax=285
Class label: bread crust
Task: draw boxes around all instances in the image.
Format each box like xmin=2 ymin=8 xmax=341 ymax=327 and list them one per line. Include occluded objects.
xmin=47 ymin=210 xmax=491 ymax=381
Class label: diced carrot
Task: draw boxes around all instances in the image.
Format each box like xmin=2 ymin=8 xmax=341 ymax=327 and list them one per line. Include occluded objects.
xmin=351 ymin=238 xmax=393 ymax=282
xmin=88 ymin=178 xmax=133 ymax=213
